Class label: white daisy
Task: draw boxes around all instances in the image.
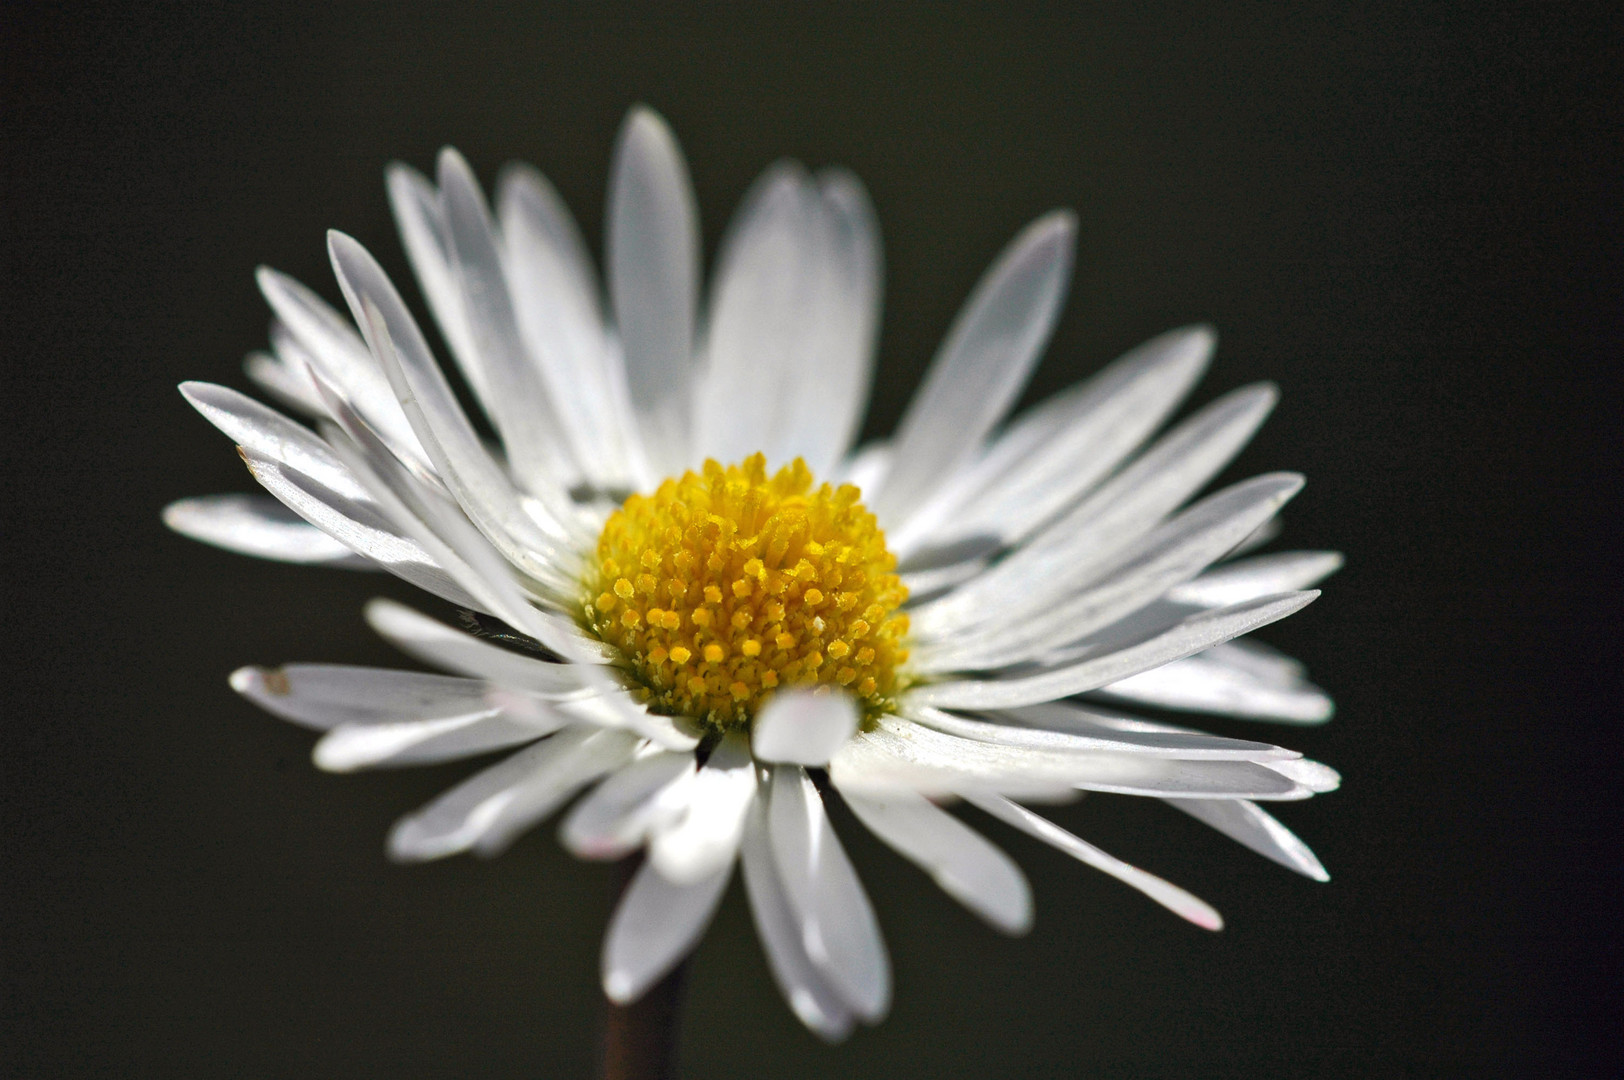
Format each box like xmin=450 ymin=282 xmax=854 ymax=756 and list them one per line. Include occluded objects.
xmin=166 ymin=105 xmax=1340 ymax=1041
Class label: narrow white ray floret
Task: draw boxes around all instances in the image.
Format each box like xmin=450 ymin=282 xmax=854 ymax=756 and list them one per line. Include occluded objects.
xmin=168 ymin=104 xmax=1340 ymax=1040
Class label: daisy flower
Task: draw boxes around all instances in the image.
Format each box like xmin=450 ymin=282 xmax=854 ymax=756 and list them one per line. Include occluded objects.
xmin=166 ymin=105 xmax=1340 ymax=1040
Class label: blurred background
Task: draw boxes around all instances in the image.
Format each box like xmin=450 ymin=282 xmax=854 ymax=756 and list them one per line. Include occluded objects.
xmin=3 ymin=3 xmax=1617 ymax=1077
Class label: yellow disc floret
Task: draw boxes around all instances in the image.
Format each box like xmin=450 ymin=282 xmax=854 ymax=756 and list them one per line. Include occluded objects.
xmin=585 ymin=453 xmax=909 ymax=732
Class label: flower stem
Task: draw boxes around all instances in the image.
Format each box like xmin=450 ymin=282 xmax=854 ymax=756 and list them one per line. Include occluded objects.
xmin=599 ymin=856 xmax=688 ymax=1080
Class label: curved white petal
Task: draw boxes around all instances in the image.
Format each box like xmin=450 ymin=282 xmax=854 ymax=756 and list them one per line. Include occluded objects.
xmin=244 ymin=349 xmax=325 ymax=417
xmin=238 ymin=450 xmax=480 ymax=609
xmin=915 ymin=382 xmax=1278 ymax=638
xmin=906 ymin=704 xmax=1296 ymax=761
xmin=766 ymin=766 xmax=891 ymax=1022
xmin=559 ymin=751 xmax=696 ymax=860
xmin=965 ymin=792 xmax=1223 ymax=930
xmin=230 ymin=663 xmax=501 ymax=729
xmin=915 ymin=472 xmax=1304 ymax=668
xmin=163 ymin=494 xmax=371 ymax=566
xmin=739 ymin=799 xmax=857 ymax=1041
xmin=254 ymin=268 xmax=431 ymax=474
xmin=1167 ymin=550 xmax=1344 ymax=607
xmin=606 ymin=106 xmax=699 ymax=474
xmin=752 ymin=689 xmax=859 ymax=766
xmin=387 ymin=727 xmax=637 ymax=861
xmin=839 ymin=784 xmax=1032 ymax=934
xmin=437 ymin=147 xmax=580 ymax=487
xmin=363 ymin=598 xmax=599 ymax=693
xmin=909 ymin=591 xmax=1320 ymax=710
xmin=893 ymin=324 xmax=1213 ymax=557
xmin=1097 ymin=650 xmax=1335 ymax=724
xmin=497 ymin=162 xmax=644 ymax=489
xmin=870 ymin=211 xmax=1075 ymax=530
xmin=326 ymin=231 xmax=590 ymax=578
xmin=830 ymin=714 xmax=1306 ymax=801
xmin=1164 ymin=798 xmax=1329 ymax=881
xmin=648 ymin=733 xmax=755 ymax=885
xmin=601 ymin=855 xmax=730 ymax=1005
xmin=312 ymin=708 xmax=564 ymax=772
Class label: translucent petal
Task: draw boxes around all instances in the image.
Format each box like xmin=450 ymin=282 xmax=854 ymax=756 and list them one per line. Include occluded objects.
xmin=906 ymin=704 xmax=1296 ymax=761
xmin=839 ymin=784 xmax=1032 ymax=934
xmin=1164 ymin=798 xmax=1329 ymax=881
xmin=437 ymin=147 xmax=580 ymax=487
xmin=498 ymin=162 xmax=645 ymax=489
xmin=601 ymin=855 xmax=730 ymax=1005
xmin=870 ymin=212 xmax=1076 ymax=530
xmin=915 ymin=473 xmax=1304 ymax=668
xmin=914 ymin=383 xmax=1277 ymax=638
xmin=829 ymin=715 xmax=1305 ymax=801
xmin=1097 ymin=650 xmax=1335 ymax=724
xmin=739 ymin=799 xmax=857 ymax=1041
xmin=163 ymin=494 xmax=371 ymax=566
xmin=965 ymin=792 xmax=1223 ymax=930
xmin=229 ymin=662 xmax=501 ymax=729
xmin=648 ymin=733 xmax=755 ymax=885
xmin=606 ymin=106 xmax=699 ymax=473
xmin=362 ymin=598 xmax=598 ymax=694
xmin=238 ymin=450 xmax=480 ymax=609
xmin=908 ymin=591 xmax=1320 ymax=710
xmin=1167 ymin=550 xmax=1344 ymax=607
xmin=752 ymin=689 xmax=859 ymax=766
xmin=892 ymin=324 xmax=1213 ymax=557
xmin=767 ymin=766 xmax=891 ymax=1021
xmin=312 ymin=708 xmax=564 ymax=772
xmin=559 ymin=751 xmax=697 ymax=860
xmin=387 ymin=727 xmax=637 ymax=861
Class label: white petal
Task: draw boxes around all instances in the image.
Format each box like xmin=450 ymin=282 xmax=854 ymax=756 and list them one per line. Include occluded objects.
xmin=906 ymin=704 xmax=1297 ymax=761
xmin=908 ymin=591 xmax=1320 ymax=710
xmin=1096 ymin=650 xmax=1335 ymax=724
xmin=363 ymin=599 xmax=596 ymax=694
xmin=791 ymin=169 xmax=883 ymax=473
xmin=830 ymin=714 xmax=1305 ymax=800
xmin=326 ymin=231 xmax=590 ymax=578
xmin=387 ymin=727 xmax=637 ymax=861
xmin=697 ymin=161 xmax=819 ymax=465
xmin=892 ymin=324 xmax=1213 ymax=557
xmin=915 ymin=472 xmax=1304 ymax=668
xmin=739 ymin=799 xmax=857 ymax=1041
xmin=437 ymin=148 xmax=580 ymax=487
xmin=1266 ymin=758 xmax=1341 ymax=792
xmin=179 ymin=381 xmax=365 ymax=501
xmin=964 ymin=792 xmax=1223 ymax=930
xmin=1164 ymin=798 xmax=1329 ymax=881
xmin=313 ymin=708 xmax=564 ymax=772
xmin=1167 ymin=550 xmax=1344 ymax=607
xmin=384 ymin=161 xmax=485 ymax=402
xmin=163 ymin=494 xmax=371 ymax=566
xmin=229 ymin=662 xmax=500 ymax=729
xmin=244 ymin=350 xmax=325 ymax=417
xmin=752 ymin=689 xmax=859 ymax=766
xmin=767 ymin=766 xmax=891 ymax=1021
xmin=839 ymin=784 xmax=1031 ymax=934
xmin=870 ymin=211 xmax=1075 ymax=530
xmin=915 ymin=383 xmax=1277 ymax=639
xmin=559 ymin=752 xmax=697 ymax=860
xmin=602 ymin=856 xmax=730 ymax=1005
xmin=255 ymin=268 xmax=431 ymax=474
xmin=237 ymin=450 xmax=480 ymax=609
xmin=648 ymin=733 xmax=755 ymax=885
xmin=606 ymin=106 xmax=699 ymax=473
xmin=497 ymin=162 xmax=645 ymax=490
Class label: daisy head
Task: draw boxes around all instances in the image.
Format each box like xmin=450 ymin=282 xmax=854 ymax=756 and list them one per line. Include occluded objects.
xmin=168 ymin=105 xmax=1339 ymax=1040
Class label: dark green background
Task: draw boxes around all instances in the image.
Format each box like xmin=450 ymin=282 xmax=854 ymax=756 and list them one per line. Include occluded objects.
xmin=4 ymin=3 xmax=1616 ymax=1077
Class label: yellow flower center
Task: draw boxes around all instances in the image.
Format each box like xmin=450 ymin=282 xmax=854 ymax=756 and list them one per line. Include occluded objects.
xmin=584 ymin=453 xmax=909 ymax=733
